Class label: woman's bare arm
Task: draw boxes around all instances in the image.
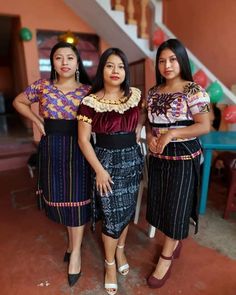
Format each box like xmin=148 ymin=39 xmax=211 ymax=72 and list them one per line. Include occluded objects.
xmin=78 ymin=121 xmax=113 ymax=196
xmin=156 ymin=112 xmax=211 ymax=154
xmin=13 ymin=93 xmax=45 ymax=135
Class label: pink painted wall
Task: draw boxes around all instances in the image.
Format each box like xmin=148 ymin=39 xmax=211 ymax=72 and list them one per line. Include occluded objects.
xmin=0 ymin=0 xmax=98 ymax=85
xmin=0 ymin=0 xmax=110 ymax=141
xmin=145 ymin=58 xmax=155 ymax=95
xmin=163 ymin=0 xmax=236 ymax=88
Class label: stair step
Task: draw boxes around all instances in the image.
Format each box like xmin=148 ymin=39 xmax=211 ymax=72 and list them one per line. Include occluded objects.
xmin=0 ymin=155 xmax=31 ymax=172
xmin=0 ymin=143 xmax=36 ymax=158
xmin=0 ymin=141 xmax=36 ymax=172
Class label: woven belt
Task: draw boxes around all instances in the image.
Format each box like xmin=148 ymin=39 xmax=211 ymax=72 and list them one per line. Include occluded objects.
xmin=96 ymin=132 xmax=136 ymax=149
xmin=150 ymin=120 xmax=194 ymax=128
xmin=44 ymin=119 xmax=77 ymax=136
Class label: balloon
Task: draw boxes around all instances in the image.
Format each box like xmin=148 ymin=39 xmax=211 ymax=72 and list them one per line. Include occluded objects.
xmin=207 ymin=81 xmax=224 ymax=103
xmin=189 ymin=60 xmax=196 ymax=74
xmin=193 ymin=70 xmax=208 ymax=88
xmin=153 ymin=29 xmax=165 ymax=46
xmin=223 ymin=105 xmax=236 ymax=123
xmin=20 ymin=28 xmax=32 ymax=41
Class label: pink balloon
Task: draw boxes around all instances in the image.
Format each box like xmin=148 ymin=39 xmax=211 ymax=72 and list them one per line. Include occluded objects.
xmin=223 ymin=105 xmax=236 ymax=123
xmin=153 ymin=29 xmax=165 ymax=46
xmin=193 ymin=70 xmax=208 ymax=88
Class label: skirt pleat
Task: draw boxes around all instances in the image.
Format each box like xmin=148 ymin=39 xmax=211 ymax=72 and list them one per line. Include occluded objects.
xmin=146 ymin=139 xmax=201 ymax=240
xmin=38 ymin=134 xmax=91 ymax=227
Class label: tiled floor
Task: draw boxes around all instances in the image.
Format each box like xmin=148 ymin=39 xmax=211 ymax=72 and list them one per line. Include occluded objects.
xmin=0 ymin=167 xmax=236 ymax=295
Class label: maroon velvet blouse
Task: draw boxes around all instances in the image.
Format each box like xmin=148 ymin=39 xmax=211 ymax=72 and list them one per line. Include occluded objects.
xmin=78 ymin=87 xmax=141 ymax=134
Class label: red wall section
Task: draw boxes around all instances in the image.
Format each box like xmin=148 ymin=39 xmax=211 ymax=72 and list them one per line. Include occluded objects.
xmin=163 ymin=0 xmax=236 ymax=88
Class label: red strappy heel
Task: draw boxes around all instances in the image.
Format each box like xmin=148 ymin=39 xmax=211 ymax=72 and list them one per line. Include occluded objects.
xmin=147 ymin=253 xmax=173 ymax=289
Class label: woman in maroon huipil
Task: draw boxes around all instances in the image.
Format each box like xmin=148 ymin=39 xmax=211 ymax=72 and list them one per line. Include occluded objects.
xmin=78 ymin=48 xmax=143 ymax=295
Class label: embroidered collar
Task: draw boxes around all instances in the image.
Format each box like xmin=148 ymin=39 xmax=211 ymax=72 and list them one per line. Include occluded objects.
xmin=149 ymin=82 xmax=202 ymax=97
xmin=81 ymin=87 xmax=141 ymax=113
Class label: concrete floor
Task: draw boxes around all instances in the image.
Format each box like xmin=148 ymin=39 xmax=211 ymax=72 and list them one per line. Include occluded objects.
xmin=0 ymin=167 xmax=236 ymax=295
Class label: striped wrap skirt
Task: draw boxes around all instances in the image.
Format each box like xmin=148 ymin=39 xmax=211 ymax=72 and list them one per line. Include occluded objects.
xmin=91 ymin=132 xmax=144 ymax=239
xmin=146 ymin=138 xmax=201 ymax=240
xmin=38 ymin=119 xmax=91 ymax=227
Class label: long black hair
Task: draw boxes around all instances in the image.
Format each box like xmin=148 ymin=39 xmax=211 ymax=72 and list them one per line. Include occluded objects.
xmin=49 ymin=41 xmax=91 ymax=85
xmin=90 ymin=47 xmax=130 ymax=96
xmin=155 ymin=38 xmax=193 ymax=85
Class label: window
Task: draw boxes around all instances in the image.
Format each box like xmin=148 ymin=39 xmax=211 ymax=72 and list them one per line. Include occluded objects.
xmin=36 ymin=30 xmax=99 ymax=80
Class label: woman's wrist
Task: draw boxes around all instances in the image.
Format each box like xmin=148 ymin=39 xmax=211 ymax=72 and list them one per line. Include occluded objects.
xmin=146 ymin=134 xmax=153 ymax=145
xmin=31 ymin=113 xmax=41 ymax=124
xmin=168 ymin=129 xmax=176 ymax=140
xmin=95 ymin=165 xmax=105 ymax=175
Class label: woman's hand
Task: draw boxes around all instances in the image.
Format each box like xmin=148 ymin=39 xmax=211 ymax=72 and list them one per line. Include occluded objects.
xmin=79 ymin=121 xmax=114 ymax=195
xmin=155 ymin=131 xmax=174 ymax=154
xmin=147 ymin=135 xmax=158 ymax=154
xmin=96 ymin=168 xmax=114 ymax=196
xmin=13 ymin=92 xmax=46 ymax=136
xmin=35 ymin=119 xmax=46 ymax=136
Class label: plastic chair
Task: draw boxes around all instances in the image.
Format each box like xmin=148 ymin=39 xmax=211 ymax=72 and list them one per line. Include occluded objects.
xmin=214 ymin=152 xmax=236 ymax=218
xmin=134 ymin=138 xmax=148 ymax=224
xmin=223 ymin=159 xmax=236 ymax=219
xmin=27 ymin=153 xmax=37 ymax=178
xmin=134 ymin=137 xmax=156 ymax=238
xmin=27 ymin=152 xmax=43 ymax=210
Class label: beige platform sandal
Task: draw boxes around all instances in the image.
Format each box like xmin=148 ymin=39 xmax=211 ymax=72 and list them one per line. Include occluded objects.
xmin=104 ymin=260 xmax=118 ymax=295
xmin=116 ymin=245 xmax=129 ymax=276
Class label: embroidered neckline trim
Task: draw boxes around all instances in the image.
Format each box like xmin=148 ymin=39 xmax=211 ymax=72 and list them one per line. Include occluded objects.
xmin=82 ymin=87 xmax=141 ymax=113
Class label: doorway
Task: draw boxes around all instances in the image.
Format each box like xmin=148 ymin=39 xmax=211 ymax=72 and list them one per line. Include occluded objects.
xmin=0 ymin=15 xmax=28 ymax=139
xmin=129 ymin=59 xmax=146 ymax=97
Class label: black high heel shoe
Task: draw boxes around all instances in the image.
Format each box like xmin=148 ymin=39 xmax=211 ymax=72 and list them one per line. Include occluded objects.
xmin=63 ymin=251 xmax=71 ymax=262
xmin=68 ymin=271 xmax=81 ymax=287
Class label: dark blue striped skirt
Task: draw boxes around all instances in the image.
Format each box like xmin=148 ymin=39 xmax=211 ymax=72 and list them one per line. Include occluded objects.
xmin=91 ymin=144 xmax=144 ymax=239
xmin=38 ymin=120 xmax=91 ymax=227
xmin=146 ymin=139 xmax=201 ymax=240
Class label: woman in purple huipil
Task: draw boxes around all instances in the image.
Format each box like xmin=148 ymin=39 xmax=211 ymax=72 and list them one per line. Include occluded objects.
xmin=13 ymin=42 xmax=91 ymax=287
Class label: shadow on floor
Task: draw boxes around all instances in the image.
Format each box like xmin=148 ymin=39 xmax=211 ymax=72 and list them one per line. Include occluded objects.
xmin=0 ymin=168 xmax=235 ymax=295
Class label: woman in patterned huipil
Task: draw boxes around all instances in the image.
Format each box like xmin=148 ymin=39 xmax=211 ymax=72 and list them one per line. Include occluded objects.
xmin=78 ymin=48 xmax=143 ymax=295
xmin=144 ymin=39 xmax=211 ymax=289
xmin=13 ymin=42 xmax=91 ymax=287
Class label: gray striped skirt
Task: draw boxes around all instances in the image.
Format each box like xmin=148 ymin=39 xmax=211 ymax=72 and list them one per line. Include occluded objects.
xmin=146 ymin=139 xmax=201 ymax=240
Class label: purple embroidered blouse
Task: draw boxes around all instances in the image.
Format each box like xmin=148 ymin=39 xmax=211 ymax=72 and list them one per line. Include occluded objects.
xmin=24 ymin=79 xmax=91 ymax=120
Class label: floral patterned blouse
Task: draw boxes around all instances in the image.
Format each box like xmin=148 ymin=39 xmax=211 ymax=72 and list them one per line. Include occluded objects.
xmin=24 ymin=79 xmax=91 ymax=119
xmin=146 ymin=82 xmax=210 ymax=142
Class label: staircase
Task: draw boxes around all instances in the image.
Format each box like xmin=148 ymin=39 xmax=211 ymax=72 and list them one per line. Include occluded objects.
xmin=0 ymin=140 xmax=36 ymax=172
xmin=0 ymin=115 xmax=36 ymax=172
xmin=65 ymin=0 xmax=155 ymax=62
xmin=64 ymin=0 xmax=236 ymax=105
